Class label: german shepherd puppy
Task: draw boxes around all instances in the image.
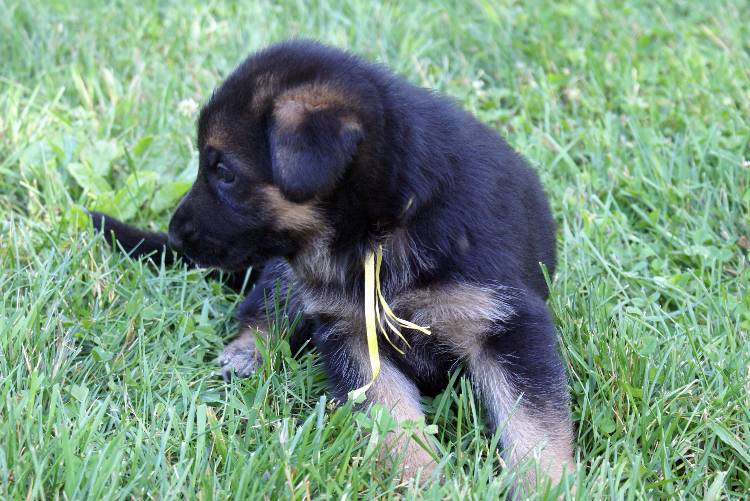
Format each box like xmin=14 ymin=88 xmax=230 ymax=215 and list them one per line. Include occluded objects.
xmin=92 ymin=40 xmax=573 ymax=488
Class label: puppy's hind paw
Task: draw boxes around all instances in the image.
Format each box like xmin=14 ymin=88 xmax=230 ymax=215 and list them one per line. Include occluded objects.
xmin=218 ymin=334 xmax=262 ymax=382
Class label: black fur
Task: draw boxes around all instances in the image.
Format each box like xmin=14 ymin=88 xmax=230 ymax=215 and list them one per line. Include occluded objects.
xmin=92 ymin=40 xmax=573 ymax=486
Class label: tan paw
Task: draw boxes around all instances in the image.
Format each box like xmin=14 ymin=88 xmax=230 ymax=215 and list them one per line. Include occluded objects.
xmin=218 ymin=328 xmax=263 ymax=381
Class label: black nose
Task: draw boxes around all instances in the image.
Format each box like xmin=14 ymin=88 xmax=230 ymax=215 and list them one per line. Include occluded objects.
xmin=168 ymin=221 xmax=195 ymax=251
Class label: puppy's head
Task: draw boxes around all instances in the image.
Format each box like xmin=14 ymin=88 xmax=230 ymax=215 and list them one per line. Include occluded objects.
xmin=168 ymin=42 xmax=373 ymax=271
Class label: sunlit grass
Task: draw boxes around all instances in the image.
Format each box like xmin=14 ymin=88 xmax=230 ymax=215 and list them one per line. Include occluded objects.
xmin=1 ymin=0 xmax=748 ymax=498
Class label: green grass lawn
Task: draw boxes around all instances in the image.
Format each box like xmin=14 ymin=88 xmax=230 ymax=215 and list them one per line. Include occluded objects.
xmin=1 ymin=0 xmax=749 ymax=498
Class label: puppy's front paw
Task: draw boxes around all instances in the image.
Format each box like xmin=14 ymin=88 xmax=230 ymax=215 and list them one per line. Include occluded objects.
xmin=218 ymin=329 xmax=263 ymax=381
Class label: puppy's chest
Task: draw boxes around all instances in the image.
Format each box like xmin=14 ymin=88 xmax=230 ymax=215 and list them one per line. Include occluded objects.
xmin=297 ymin=282 xmax=363 ymax=322
xmin=296 ymin=280 xmax=515 ymax=358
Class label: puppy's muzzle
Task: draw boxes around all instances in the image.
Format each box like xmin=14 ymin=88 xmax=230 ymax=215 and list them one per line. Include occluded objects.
xmin=168 ymin=202 xmax=195 ymax=252
xmin=167 ymin=221 xmax=194 ymax=252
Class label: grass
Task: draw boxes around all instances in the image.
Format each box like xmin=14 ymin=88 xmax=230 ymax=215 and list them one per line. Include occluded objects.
xmin=1 ymin=0 xmax=749 ymax=498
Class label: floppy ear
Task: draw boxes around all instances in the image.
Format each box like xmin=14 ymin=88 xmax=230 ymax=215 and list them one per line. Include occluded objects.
xmin=269 ymin=99 xmax=364 ymax=202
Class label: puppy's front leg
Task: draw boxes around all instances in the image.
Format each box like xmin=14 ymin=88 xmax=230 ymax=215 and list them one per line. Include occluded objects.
xmin=219 ymin=322 xmax=267 ymax=381
xmin=220 ymin=259 xmax=313 ymax=381
xmin=316 ymin=328 xmax=437 ymax=479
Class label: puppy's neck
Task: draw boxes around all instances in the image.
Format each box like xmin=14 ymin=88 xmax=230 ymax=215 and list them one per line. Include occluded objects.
xmin=288 ymin=221 xmax=437 ymax=298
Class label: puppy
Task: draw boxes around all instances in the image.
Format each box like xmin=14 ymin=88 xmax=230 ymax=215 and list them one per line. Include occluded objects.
xmin=93 ymin=40 xmax=574 ymax=488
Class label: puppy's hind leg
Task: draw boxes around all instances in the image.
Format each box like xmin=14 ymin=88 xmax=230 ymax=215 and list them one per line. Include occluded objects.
xmin=468 ymin=294 xmax=574 ymax=492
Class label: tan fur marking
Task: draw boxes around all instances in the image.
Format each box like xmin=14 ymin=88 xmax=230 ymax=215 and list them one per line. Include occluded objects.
xmin=234 ymin=321 xmax=269 ymax=347
xmin=471 ymin=356 xmax=574 ymax=489
xmin=392 ymin=283 xmax=516 ymax=359
xmin=379 ymin=227 xmax=436 ymax=290
xmin=273 ymin=82 xmax=362 ymax=131
xmin=259 ymin=185 xmax=324 ymax=234
xmin=205 ymin=127 xmax=229 ymax=151
xmin=250 ymin=72 xmax=280 ymax=111
xmin=274 ymin=99 xmax=309 ymax=129
xmin=218 ymin=320 xmax=270 ymax=379
xmin=280 ymin=82 xmax=354 ymax=109
xmin=292 ymin=229 xmax=350 ymax=287
xmin=339 ymin=114 xmax=363 ymax=134
xmin=401 ymin=283 xmax=514 ymax=322
xmin=367 ymin=357 xmax=437 ymax=479
xmin=299 ymin=285 xmax=361 ymax=320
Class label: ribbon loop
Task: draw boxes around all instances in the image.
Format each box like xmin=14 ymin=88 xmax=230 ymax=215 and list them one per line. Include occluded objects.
xmin=348 ymin=245 xmax=432 ymax=400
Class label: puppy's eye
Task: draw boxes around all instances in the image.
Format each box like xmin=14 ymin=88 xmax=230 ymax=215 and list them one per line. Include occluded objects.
xmin=216 ymin=163 xmax=235 ymax=184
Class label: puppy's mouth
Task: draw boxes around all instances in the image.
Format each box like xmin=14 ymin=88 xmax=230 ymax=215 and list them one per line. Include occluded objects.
xmin=168 ymin=233 xmax=256 ymax=272
xmin=185 ymin=249 xmax=256 ymax=272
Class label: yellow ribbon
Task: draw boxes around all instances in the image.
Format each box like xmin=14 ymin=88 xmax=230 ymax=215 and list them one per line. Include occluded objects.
xmin=348 ymin=245 xmax=431 ymax=400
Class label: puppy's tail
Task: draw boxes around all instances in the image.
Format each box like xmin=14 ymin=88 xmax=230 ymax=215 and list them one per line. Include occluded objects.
xmin=89 ymin=211 xmax=256 ymax=290
xmin=90 ymin=211 xmax=178 ymax=266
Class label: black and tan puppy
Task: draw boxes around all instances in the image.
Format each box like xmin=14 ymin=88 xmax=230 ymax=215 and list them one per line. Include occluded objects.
xmin=92 ymin=40 xmax=573 ymax=487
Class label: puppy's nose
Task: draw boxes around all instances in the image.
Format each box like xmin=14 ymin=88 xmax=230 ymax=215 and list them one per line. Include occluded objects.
xmin=168 ymin=221 xmax=195 ymax=251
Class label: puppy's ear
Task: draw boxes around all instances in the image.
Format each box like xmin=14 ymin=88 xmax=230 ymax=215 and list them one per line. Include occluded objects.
xmin=269 ymin=97 xmax=363 ymax=202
